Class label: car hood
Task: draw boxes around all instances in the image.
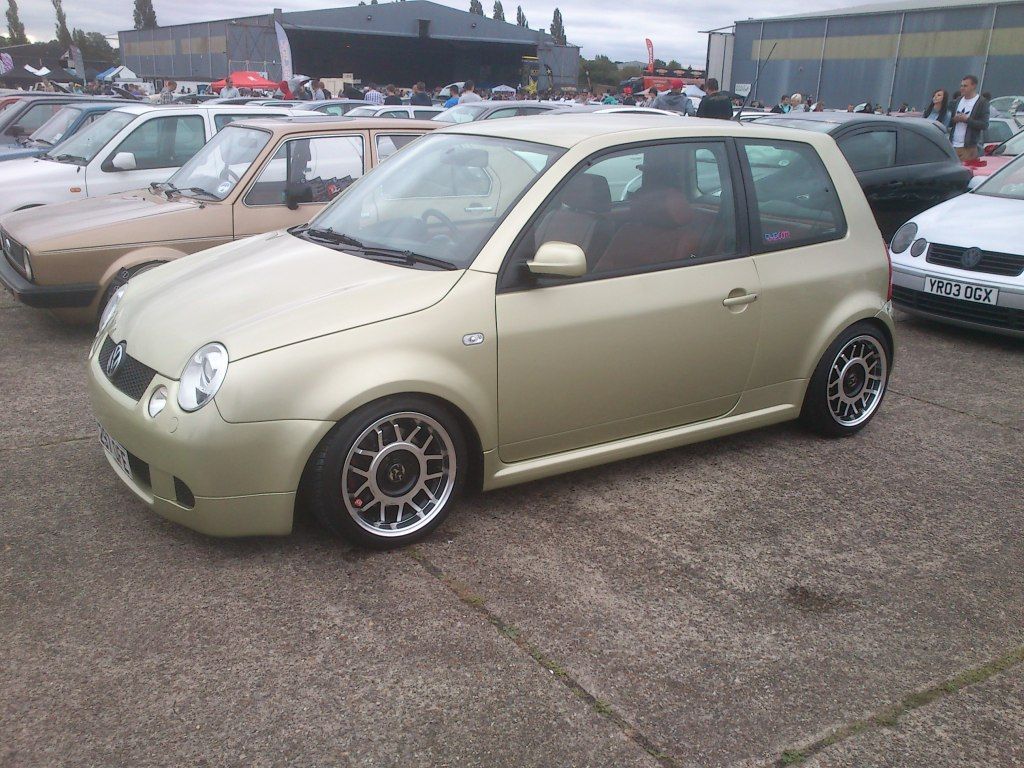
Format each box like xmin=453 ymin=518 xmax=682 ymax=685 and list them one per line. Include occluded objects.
xmin=0 ymin=155 xmax=78 ymax=184
xmin=2 ymin=190 xmax=206 ymax=252
xmin=111 ymin=230 xmax=465 ymax=377
xmin=909 ymin=192 xmax=1024 ymax=251
xmin=965 ymin=154 xmax=1013 ymax=176
xmin=0 ymin=146 xmax=44 ymax=162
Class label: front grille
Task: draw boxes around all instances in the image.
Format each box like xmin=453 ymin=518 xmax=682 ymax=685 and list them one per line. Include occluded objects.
xmin=893 ymin=285 xmax=1024 ymax=332
xmin=98 ymin=336 xmax=158 ymax=402
xmin=926 ymin=243 xmax=1024 ymax=277
xmin=1 ymin=227 xmax=29 ymax=277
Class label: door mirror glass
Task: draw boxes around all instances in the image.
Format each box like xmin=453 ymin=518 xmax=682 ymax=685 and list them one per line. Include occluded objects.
xmin=528 ymin=241 xmax=587 ymax=278
xmin=111 ymin=151 xmax=137 ymax=171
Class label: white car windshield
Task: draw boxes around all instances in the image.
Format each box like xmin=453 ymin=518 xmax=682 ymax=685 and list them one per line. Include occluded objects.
xmin=167 ymin=125 xmax=272 ymax=200
xmin=30 ymin=106 xmax=84 ymax=146
xmin=432 ymin=105 xmax=487 ymax=123
xmin=298 ymin=133 xmax=563 ymax=269
xmin=46 ymin=110 xmax=135 ymax=165
xmin=974 ymin=154 xmax=1024 ymax=200
xmin=345 ymin=106 xmax=378 ymax=117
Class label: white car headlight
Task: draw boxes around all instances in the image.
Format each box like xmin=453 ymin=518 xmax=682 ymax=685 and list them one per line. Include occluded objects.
xmin=178 ymin=343 xmax=229 ymax=412
xmin=97 ymin=285 xmax=127 ymax=337
xmin=890 ymin=222 xmax=917 ymax=254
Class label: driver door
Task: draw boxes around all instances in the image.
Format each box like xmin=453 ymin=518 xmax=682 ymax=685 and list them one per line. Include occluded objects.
xmin=234 ymin=132 xmax=368 ymax=238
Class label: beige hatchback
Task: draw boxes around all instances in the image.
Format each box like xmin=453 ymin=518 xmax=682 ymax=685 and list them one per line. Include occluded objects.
xmin=0 ymin=117 xmax=436 ymax=323
xmin=87 ymin=115 xmax=896 ymax=547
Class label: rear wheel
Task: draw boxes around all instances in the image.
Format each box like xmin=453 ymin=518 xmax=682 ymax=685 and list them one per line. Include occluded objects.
xmin=305 ymin=396 xmax=466 ymax=548
xmin=801 ymin=322 xmax=891 ymax=437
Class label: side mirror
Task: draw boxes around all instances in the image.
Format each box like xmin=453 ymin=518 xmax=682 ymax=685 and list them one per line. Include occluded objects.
xmin=285 ymin=190 xmax=301 ymax=210
xmin=111 ymin=152 xmax=137 ymax=171
xmin=984 ymin=143 xmax=998 ymax=156
xmin=527 ymin=241 xmax=587 ymax=278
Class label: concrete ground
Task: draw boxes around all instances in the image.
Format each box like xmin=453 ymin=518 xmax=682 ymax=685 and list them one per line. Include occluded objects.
xmin=1 ymin=290 xmax=1021 ymax=768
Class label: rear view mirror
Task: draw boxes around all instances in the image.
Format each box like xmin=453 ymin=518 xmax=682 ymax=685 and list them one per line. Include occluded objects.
xmin=441 ymin=147 xmax=489 ymax=168
xmin=983 ymin=143 xmax=998 ymax=156
xmin=528 ymin=241 xmax=587 ymax=278
xmin=111 ymin=152 xmax=137 ymax=171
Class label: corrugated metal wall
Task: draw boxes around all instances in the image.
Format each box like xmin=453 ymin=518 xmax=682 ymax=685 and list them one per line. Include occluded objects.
xmin=731 ymin=1 xmax=1024 ymax=109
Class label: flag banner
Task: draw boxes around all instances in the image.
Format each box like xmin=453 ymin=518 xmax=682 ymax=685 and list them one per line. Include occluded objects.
xmin=0 ymin=53 xmax=13 ymax=76
xmin=70 ymin=45 xmax=86 ymax=82
xmin=645 ymin=38 xmax=654 ymax=72
xmin=275 ymin=21 xmax=293 ymax=82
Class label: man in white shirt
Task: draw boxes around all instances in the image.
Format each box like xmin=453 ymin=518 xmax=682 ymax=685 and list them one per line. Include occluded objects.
xmin=949 ymin=74 xmax=990 ymax=162
xmin=364 ymin=84 xmax=384 ymax=105
xmin=459 ymin=80 xmax=482 ymax=104
xmin=220 ymin=77 xmax=240 ymax=99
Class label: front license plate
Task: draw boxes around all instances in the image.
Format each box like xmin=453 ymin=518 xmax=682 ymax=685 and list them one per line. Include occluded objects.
xmin=924 ymin=276 xmax=998 ymax=305
xmin=98 ymin=424 xmax=132 ymax=479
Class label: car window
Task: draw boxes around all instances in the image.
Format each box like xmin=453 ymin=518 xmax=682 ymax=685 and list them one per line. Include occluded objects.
xmin=215 ymin=113 xmax=280 ymax=130
xmin=30 ymin=106 xmax=83 ymax=144
xmin=346 ymin=106 xmax=378 ymax=117
xmin=485 ymin=108 xmax=520 ymax=120
xmin=838 ymin=130 xmax=896 ymax=172
xmin=375 ymin=133 xmax=421 ymax=161
xmin=381 ymin=110 xmax=409 ymax=119
xmin=508 ymin=141 xmax=739 ymax=280
xmin=897 ymin=130 xmax=950 ymax=164
xmin=983 ymin=121 xmax=1013 ymax=144
xmin=245 ymin=134 xmax=364 ymax=206
xmin=518 ymin=106 xmax=549 ymax=115
xmin=740 ymin=139 xmax=846 ymax=251
xmin=9 ymin=102 xmax=65 ymax=135
xmin=413 ymin=110 xmax=437 ymax=120
xmin=107 ymin=115 xmax=206 ymax=171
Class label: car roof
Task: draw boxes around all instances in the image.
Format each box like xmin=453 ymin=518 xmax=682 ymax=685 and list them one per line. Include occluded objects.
xmin=226 ymin=115 xmax=440 ymax=135
xmin=108 ymin=103 xmax=295 ymax=116
xmin=440 ymin=113 xmax=837 ymax=149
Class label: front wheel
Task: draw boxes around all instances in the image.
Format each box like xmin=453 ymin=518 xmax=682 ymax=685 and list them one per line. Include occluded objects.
xmin=305 ymin=396 xmax=466 ymax=548
xmin=96 ymin=262 xmax=163 ymax=326
xmin=800 ymin=322 xmax=891 ymax=437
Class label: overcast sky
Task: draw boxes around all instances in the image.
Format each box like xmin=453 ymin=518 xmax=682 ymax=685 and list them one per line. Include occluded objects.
xmin=19 ymin=0 xmax=853 ymax=63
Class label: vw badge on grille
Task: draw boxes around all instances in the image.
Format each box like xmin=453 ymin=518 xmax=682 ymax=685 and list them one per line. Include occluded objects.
xmin=106 ymin=342 xmax=126 ymax=377
xmin=961 ymin=247 xmax=983 ymax=269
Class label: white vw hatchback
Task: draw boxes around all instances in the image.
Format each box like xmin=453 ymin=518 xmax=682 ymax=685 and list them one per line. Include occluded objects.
xmin=890 ymin=152 xmax=1024 ymax=337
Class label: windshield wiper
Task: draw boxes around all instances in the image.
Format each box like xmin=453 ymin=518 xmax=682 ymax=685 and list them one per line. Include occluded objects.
xmin=177 ymin=186 xmax=219 ymax=200
xmin=293 ymin=226 xmax=457 ymax=270
xmin=48 ymin=153 xmax=87 ymax=164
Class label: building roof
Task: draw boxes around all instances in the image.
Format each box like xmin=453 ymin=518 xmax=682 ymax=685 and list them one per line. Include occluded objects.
xmin=281 ymin=1 xmax=549 ymax=45
xmin=740 ymin=0 xmax=1024 ymax=23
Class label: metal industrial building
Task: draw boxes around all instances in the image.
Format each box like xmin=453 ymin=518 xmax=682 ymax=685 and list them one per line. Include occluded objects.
xmin=118 ymin=0 xmax=579 ymax=89
xmin=711 ymin=0 xmax=1024 ymax=110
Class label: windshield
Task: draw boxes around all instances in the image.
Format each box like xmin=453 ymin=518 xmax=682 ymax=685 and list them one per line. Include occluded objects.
xmin=302 ymin=133 xmax=563 ymax=268
xmin=754 ymin=117 xmax=836 ymax=133
xmin=46 ymin=110 xmax=134 ymax=164
xmin=993 ymin=129 xmax=1024 ymax=156
xmin=973 ymin=154 xmax=1024 ymax=200
xmin=30 ymin=106 xmax=84 ymax=145
xmin=167 ymin=125 xmax=271 ymax=200
xmin=432 ymin=105 xmax=487 ymax=124
xmin=345 ymin=106 xmax=378 ymax=117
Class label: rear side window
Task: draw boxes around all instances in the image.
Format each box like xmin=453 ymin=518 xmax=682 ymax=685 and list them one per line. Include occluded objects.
xmin=375 ymin=133 xmax=420 ymax=161
xmin=413 ymin=110 xmax=437 ymax=120
xmin=838 ymin=130 xmax=896 ymax=172
xmin=9 ymin=102 xmax=64 ymax=135
xmin=740 ymin=140 xmax=846 ymax=251
xmin=245 ymin=135 xmax=364 ymax=206
xmin=897 ymin=130 xmax=950 ymax=165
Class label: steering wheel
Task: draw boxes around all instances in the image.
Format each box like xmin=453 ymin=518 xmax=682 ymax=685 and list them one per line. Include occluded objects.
xmin=223 ymin=167 xmax=240 ymax=185
xmin=421 ymin=208 xmax=459 ymax=239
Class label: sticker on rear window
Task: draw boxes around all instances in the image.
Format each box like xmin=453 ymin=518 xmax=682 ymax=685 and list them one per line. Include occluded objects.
xmin=764 ymin=230 xmax=792 ymax=243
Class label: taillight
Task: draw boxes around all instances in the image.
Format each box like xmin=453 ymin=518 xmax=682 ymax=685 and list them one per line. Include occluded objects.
xmin=883 ymin=237 xmax=893 ymax=301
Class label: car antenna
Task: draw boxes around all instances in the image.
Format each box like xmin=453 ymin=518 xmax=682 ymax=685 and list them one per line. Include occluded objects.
xmin=735 ymin=41 xmax=777 ymax=121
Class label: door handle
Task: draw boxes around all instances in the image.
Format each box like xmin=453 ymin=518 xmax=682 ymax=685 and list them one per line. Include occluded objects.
xmin=464 ymin=204 xmax=494 ymax=213
xmin=722 ymin=293 xmax=758 ymax=307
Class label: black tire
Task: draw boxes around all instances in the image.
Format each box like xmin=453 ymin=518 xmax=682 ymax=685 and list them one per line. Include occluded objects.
xmin=800 ymin=321 xmax=892 ymax=438
xmin=304 ymin=395 xmax=467 ymax=548
xmin=97 ymin=262 xmax=164 ymax=326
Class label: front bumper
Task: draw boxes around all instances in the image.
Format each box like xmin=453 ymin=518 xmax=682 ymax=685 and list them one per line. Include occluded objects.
xmin=892 ymin=263 xmax=1024 ymax=337
xmin=0 ymin=252 xmax=96 ymax=309
xmin=87 ymin=342 xmax=333 ymax=537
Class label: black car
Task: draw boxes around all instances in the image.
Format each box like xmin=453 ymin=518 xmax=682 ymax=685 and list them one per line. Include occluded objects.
xmin=754 ymin=112 xmax=971 ymax=240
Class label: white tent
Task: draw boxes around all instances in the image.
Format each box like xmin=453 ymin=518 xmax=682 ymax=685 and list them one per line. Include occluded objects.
xmin=683 ymin=84 xmax=705 ymax=98
xmin=98 ymin=65 xmax=138 ymax=82
xmin=491 ymin=84 xmax=516 ymax=93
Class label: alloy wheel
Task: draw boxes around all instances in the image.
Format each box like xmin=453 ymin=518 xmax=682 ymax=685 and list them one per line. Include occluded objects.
xmin=826 ymin=335 xmax=888 ymax=427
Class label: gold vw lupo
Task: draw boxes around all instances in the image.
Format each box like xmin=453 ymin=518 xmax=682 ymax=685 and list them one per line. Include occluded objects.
xmin=87 ymin=115 xmax=896 ymax=547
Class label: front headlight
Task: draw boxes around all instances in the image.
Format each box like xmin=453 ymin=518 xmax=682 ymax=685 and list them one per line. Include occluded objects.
xmin=890 ymin=222 xmax=918 ymax=254
xmin=98 ymin=285 xmax=127 ymax=337
xmin=178 ymin=343 xmax=229 ymax=412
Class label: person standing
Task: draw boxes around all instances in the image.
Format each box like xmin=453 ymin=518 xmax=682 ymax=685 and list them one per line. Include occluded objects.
xmin=312 ymin=80 xmax=327 ymax=100
xmin=949 ymin=75 xmax=989 ymax=161
xmin=696 ymin=78 xmax=732 ymax=120
xmin=770 ymin=94 xmax=791 ymax=113
xmin=364 ymin=83 xmax=385 ymax=105
xmin=220 ymin=77 xmax=240 ymax=99
xmin=159 ymin=80 xmax=176 ymax=103
xmin=383 ymin=85 xmax=402 ymax=105
xmin=410 ymin=82 xmax=432 ymax=106
xmin=652 ymin=79 xmax=695 ymax=116
xmin=443 ymin=85 xmax=460 ymax=108
xmin=459 ymin=80 xmax=482 ymax=103
xmin=922 ymin=88 xmax=951 ymax=129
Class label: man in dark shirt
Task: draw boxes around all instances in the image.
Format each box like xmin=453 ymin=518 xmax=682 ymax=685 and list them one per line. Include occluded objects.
xmin=383 ymin=85 xmax=402 ymax=105
xmin=696 ymin=78 xmax=733 ymax=120
xmin=409 ymin=82 xmax=433 ymax=106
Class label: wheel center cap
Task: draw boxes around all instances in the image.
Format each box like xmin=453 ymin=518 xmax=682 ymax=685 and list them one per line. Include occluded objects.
xmin=376 ymin=448 xmax=419 ymax=497
xmin=843 ymin=362 xmax=867 ymax=398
